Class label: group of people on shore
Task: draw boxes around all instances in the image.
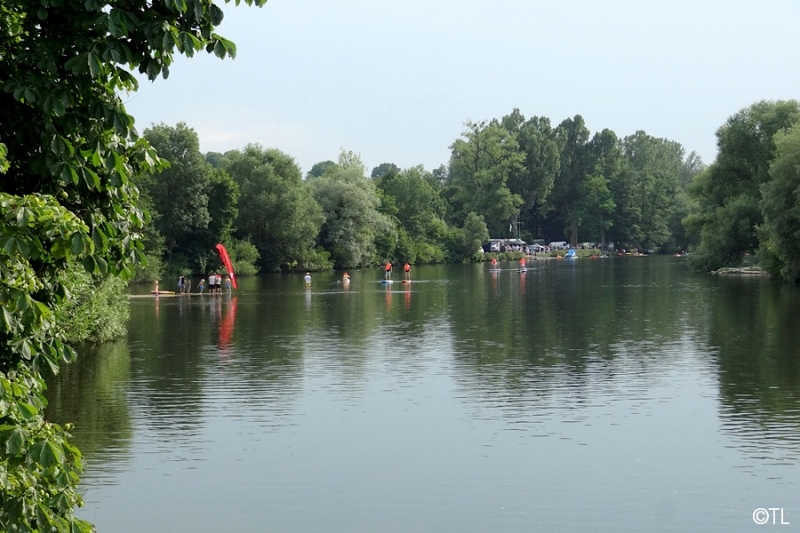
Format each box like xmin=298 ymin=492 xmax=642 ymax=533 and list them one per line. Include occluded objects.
xmin=155 ymin=273 xmax=232 ymax=295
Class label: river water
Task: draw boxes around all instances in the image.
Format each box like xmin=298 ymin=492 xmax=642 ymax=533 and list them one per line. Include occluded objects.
xmin=46 ymin=256 xmax=800 ymax=532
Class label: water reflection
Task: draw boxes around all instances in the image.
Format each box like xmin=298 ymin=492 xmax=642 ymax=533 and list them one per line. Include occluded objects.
xmin=707 ymin=277 xmax=800 ymax=471
xmin=45 ymin=341 xmax=133 ymax=485
xmin=44 ymin=259 xmax=800 ymax=532
xmin=217 ymin=296 xmax=237 ymax=353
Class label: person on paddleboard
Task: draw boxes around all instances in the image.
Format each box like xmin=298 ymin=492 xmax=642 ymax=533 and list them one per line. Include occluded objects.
xmin=491 ymin=257 xmax=498 ymax=268
xmin=342 ymin=272 xmax=350 ymax=282
xmin=403 ymin=263 xmax=411 ymax=281
xmin=304 ymin=272 xmax=312 ymax=286
xmin=385 ymin=262 xmax=392 ymax=280
xmin=519 ymin=257 xmax=526 ymax=269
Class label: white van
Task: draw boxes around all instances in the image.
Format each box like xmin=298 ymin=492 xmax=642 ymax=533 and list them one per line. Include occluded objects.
xmin=549 ymin=241 xmax=568 ymax=249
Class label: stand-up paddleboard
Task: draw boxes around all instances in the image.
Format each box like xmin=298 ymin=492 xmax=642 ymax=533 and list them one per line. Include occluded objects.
xmin=151 ymin=290 xmax=176 ymax=295
xmin=489 ymin=268 xmax=502 ymax=272
xmin=401 ymin=279 xmax=412 ymax=284
xmin=518 ymin=268 xmax=527 ymax=273
xmin=381 ymin=279 xmax=394 ymax=284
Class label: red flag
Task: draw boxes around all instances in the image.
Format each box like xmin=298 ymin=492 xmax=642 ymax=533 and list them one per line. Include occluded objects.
xmin=215 ymin=244 xmax=238 ymax=289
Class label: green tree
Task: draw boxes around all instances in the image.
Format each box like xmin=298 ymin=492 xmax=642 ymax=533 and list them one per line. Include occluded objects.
xmin=617 ymin=131 xmax=685 ymax=251
xmin=138 ymin=123 xmax=239 ymax=276
xmin=221 ymin=145 xmax=323 ymax=271
xmin=759 ymin=123 xmax=800 ymax=281
xmin=575 ymin=173 xmax=615 ymax=245
xmin=376 ymin=165 xmax=448 ymax=263
xmin=663 ymin=151 xmax=705 ymax=253
xmin=503 ymin=110 xmax=561 ymax=212
xmin=205 ymin=151 xmax=224 ymax=168
xmin=307 ymin=160 xmax=336 ymax=179
xmin=200 ymin=168 xmax=239 ymax=264
xmin=311 ymin=151 xmax=396 ymax=267
xmin=548 ymin=115 xmax=590 ymax=245
xmin=447 ymin=120 xmax=524 ymax=236
xmin=0 ymin=0 xmax=264 ymax=530
xmin=686 ymin=100 xmax=800 ymax=271
xmin=444 ymin=212 xmax=490 ymax=262
xmin=142 ymin=123 xmax=212 ymax=257
xmin=371 ymin=162 xmax=400 ymax=179
xmin=581 ymin=129 xmax=622 ymax=246
xmin=501 ymin=109 xmax=561 ymax=241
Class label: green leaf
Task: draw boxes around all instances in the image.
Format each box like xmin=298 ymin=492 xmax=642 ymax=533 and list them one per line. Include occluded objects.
xmin=5 ymin=428 xmax=27 ymax=454
xmin=19 ymin=339 xmax=33 ymax=360
xmin=213 ymin=40 xmax=226 ymax=59
xmin=92 ymin=227 xmax=108 ymax=251
xmin=107 ymin=12 xmax=121 ymax=37
xmin=0 ymin=306 xmax=17 ymax=332
xmin=70 ymin=233 xmax=85 ymax=255
xmin=3 ymin=236 xmax=17 ymax=255
xmin=82 ymin=255 xmax=97 ymax=274
xmin=95 ymin=255 xmax=108 ymax=274
xmin=209 ymin=4 xmax=224 ymax=25
xmin=41 ymin=441 xmax=65 ymax=468
xmin=88 ymin=53 xmax=101 ymax=77
xmin=53 ymin=98 xmax=65 ymax=117
xmin=16 ymin=401 xmax=38 ymax=420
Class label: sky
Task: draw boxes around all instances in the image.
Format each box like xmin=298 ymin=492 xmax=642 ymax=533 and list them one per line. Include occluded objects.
xmin=124 ymin=0 xmax=800 ymax=176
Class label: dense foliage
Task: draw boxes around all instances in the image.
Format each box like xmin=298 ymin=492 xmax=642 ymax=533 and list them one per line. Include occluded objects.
xmin=143 ymin=111 xmax=709 ymax=276
xmin=685 ymin=100 xmax=800 ymax=276
xmin=0 ymin=0 xmax=265 ymax=530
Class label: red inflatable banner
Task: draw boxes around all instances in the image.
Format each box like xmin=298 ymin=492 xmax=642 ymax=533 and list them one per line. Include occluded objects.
xmin=215 ymin=243 xmax=238 ymax=289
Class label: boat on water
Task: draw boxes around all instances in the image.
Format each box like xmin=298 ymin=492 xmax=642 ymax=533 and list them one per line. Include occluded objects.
xmin=565 ymin=249 xmax=577 ymax=259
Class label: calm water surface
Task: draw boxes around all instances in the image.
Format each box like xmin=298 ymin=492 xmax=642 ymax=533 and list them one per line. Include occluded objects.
xmin=46 ymin=257 xmax=800 ymax=532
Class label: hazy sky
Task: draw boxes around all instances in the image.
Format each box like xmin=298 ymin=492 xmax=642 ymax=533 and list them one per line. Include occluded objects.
xmin=125 ymin=0 xmax=800 ymax=175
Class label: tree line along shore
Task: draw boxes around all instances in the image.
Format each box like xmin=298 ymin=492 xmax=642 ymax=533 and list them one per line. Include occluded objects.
xmin=134 ymin=99 xmax=800 ymax=285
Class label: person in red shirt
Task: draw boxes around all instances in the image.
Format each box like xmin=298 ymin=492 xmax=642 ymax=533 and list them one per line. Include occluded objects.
xmin=519 ymin=257 xmax=527 ymax=268
xmin=403 ymin=262 xmax=411 ymax=281
xmin=384 ymin=262 xmax=392 ymax=280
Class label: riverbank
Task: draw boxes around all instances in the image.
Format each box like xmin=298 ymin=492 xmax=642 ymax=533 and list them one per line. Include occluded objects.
xmin=711 ymin=266 xmax=770 ymax=276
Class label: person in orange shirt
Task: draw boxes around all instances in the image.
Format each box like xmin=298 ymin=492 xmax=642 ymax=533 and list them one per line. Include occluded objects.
xmin=403 ymin=262 xmax=411 ymax=281
xmin=384 ymin=262 xmax=392 ymax=280
xmin=519 ymin=257 xmax=527 ymax=268
xmin=490 ymin=257 xmax=498 ymax=268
